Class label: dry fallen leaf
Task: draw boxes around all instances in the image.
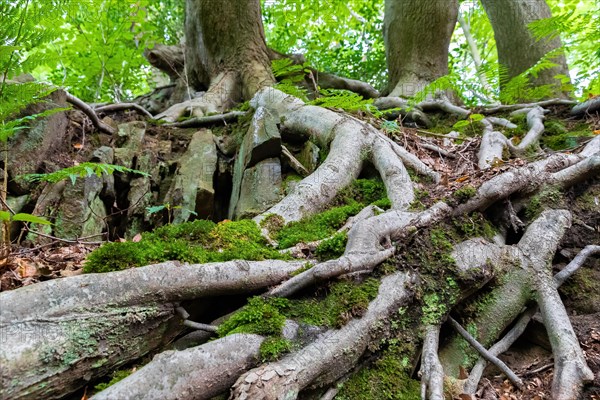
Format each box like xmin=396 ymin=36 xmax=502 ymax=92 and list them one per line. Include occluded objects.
xmin=132 ymin=233 xmax=142 ymax=242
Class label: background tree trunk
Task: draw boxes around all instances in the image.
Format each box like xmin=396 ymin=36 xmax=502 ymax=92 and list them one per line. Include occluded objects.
xmin=481 ymin=0 xmax=570 ymax=96
xmin=185 ymin=0 xmax=274 ymax=100
xmin=383 ymin=0 xmax=459 ymax=97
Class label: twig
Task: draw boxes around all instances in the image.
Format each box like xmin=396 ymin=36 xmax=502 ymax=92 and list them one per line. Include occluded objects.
xmin=164 ymin=110 xmax=248 ymax=128
xmin=94 ymin=103 xmax=154 ymax=119
xmin=23 ymin=226 xmax=104 ymax=245
xmin=65 ymin=92 xmax=116 ymax=135
xmin=176 ymin=306 xmax=218 ymax=333
xmin=421 ymin=143 xmax=456 ymax=159
xmin=319 ymin=387 xmax=338 ymax=400
xmin=448 ymin=316 xmax=523 ymax=389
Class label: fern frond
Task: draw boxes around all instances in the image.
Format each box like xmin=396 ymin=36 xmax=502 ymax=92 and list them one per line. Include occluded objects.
xmin=20 ymin=162 xmax=150 ymax=185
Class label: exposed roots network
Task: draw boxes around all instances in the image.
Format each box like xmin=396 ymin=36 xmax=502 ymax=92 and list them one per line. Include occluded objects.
xmin=2 ymin=87 xmax=599 ymax=400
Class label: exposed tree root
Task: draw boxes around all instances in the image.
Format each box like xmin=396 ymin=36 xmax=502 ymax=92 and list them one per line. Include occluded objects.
xmin=0 ymin=260 xmax=306 ymax=399
xmin=439 ymin=210 xmax=594 ymax=399
xmin=91 ymin=334 xmax=264 ymax=400
xmin=419 ymin=324 xmax=445 ymax=400
xmin=65 ymin=92 xmax=116 ymax=135
xmin=230 ymin=272 xmax=416 ymax=400
xmin=94 ymin=103 xmax=154 ymax=118
xmin=163 ymin=110 xmax=248 ymax=128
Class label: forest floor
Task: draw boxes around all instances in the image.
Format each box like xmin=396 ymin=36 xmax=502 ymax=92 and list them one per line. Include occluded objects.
xmin=2 ymin=104 xmax=599 ymax=399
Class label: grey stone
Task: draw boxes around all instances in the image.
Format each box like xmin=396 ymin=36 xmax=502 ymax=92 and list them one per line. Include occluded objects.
xmin=7 ymin=89 xmax=69 ymax=194
xmin=164 ymin=129 xmax=217 ymax=223
xmin=233 ymin=158 xmax=283 ymax=220
xmin=228 ymin=108 xmax=282 ymax=218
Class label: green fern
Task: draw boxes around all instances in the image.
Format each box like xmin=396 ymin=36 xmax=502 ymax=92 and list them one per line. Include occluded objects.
xmin=272 ymin=59 xmax=310 ymax=101
xmin=500 ymin=49 xmax=573 ymax=103
xmin=20 ymin=162 xmax=150 ymax=185
xmin=308 ymin=89 xmax=373 ymax=113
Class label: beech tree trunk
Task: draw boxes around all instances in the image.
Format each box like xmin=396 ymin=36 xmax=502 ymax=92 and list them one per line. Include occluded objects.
xmin=383 ymin=0 xmax=459 ymax=97
xmin=480 ymin=0 xmax=570 ymax=96
xmin=158 ymin=0 xmax=275 ymax=120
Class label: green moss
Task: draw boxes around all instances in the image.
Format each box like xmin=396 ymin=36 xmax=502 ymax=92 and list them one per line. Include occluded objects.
xmin=315 ymin=232 xmax=348 ymax=260
xmin=283 ymin=174 xmax=303 ymax=194
xmin=276 ymin=179 xmax=388 ymax=249
xmin=336 ymin=345 xmax=420 ymax=400
xmin=409 ymin=188 xmax=429 ymax=211
xmin=84 ymin=219 xmax=286 ymax=273
xmin=217 ymin=297 xmax=290 ymax=337
xmin=286 ymin=278 xmax=380 ymax=328
xmin=524 ymin=186 xmax=562 ymax=220
xmin=291 ymin=261 xmax=313 ymax=276
xmin=259 ymin=337 xmax=292 ymax=362
xmin=452 ymin=214 xmax=496 ymax=239
xmin=452 ymin=185 xmax=476 ymax=203
xmin=94 ymin=369 xmax=133 ymax=392
xmin=421 ymin=277 xmax=459 ymax=325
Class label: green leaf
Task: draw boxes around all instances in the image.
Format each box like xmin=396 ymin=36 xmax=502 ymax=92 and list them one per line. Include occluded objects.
xmin=0 ymin=210 xmax=11 ymax=222
xmin=453 ymin=120 xmax=471 ymax=129
xmin=146 ymin=205 xmax=167 ymax=214
xmin=469 ymin=113 xmax=485 ymax=122
xmin=12 ymin=213 xmax=52 ymax=225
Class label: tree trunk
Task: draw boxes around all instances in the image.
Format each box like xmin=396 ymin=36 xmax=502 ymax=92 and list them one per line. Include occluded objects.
xmin=383 ymin=0 xmax=459 ymax=97
xmin=480 ymin=0 xmax=570 ymax=96
xmin=158 ymin=0 xmax=275 ymax=120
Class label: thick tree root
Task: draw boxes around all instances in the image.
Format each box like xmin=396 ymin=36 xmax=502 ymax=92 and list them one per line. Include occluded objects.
xmin=230 ymin=272 xmax=416 ymax=400
xmin=0 ymin=260 xmax=306 ymax=399
xmin=440 ymin=210 xmax=594 ymax=399
xmin=91 ymin=334 xmax=264 ymax=400
xmin=419 ymin=325 xmax=445 ymax=400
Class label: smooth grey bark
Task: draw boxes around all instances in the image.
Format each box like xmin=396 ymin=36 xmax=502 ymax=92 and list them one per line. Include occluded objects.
xmin=384 ymin=0 xmax=459 ymax=97
xmin=157 ymin=0 xmax=274 ymax=120
xmin=91 ymin=334 xmax=264 ymax=400
xmin=0 ymin=259 xmax=306 ymax=400
xmin=480 ymin=0 xmax=570 ymax=97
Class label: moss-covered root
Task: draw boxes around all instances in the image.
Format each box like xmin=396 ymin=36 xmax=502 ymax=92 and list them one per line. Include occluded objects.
xmin=0 ymin=260 xmax=306 ymax=400
xmin=230 ymin=272 xmax=416 ymax=400
xmin=91 ymin=334 xmax=264 ymax=400
xmin=440 ymin=210 xmax=593 ymax=399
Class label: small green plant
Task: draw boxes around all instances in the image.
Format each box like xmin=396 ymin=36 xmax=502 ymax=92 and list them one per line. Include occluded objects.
xmin=146 ymin=202 xmax=197 ymax=224
xmin=21 ymin=162 xmax=149 ymax=185
xmin=94 ymin=369 xmax=133 ymax=392
xmin=259 ymin=337 xmax=292 ymax=362
xmin=453 ymin=185 xmax=477 ymax=203
xmin=452 ymin=113 xmax=485 ymax=136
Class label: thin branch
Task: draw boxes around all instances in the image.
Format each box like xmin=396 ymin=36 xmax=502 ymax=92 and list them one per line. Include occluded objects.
xmin=163 ymin=110 xmax=248 ymax=128
xmin=447 ymin=316 xmax=523 ymax=389
xmin=94 ymin=103 xmax=153 ymax=118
